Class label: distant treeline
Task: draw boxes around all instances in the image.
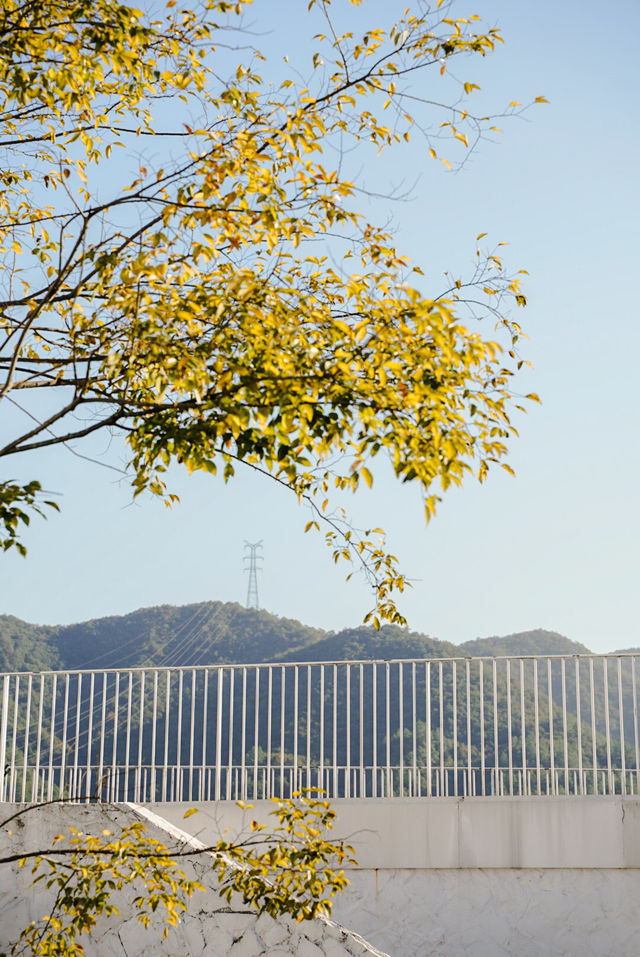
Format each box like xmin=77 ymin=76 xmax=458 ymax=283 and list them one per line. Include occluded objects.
xmin=0 ymin=600 xmax=604 ymax=674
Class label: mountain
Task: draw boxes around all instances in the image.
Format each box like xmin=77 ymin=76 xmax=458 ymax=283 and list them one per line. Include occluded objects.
xmin=460 ymin=629 xmax=591 ymax=658
xmin=0 ymin=602 xmax=325 ymax=674
xmin=0 ymin=603 xmax=597 ymax=674
xmin=0 ymin=615 xmax=57 ymax=673
xmin=276 ymin=625 xmax=462 ymax=663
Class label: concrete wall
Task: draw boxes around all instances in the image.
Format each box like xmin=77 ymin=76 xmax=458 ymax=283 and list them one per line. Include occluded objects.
xmin=154 ymin=797 xmax=640 ymax=957
xmin=3 ymin=798 xmax=640 ymax=956
xmin=0 ymin=802 xmax=388 ymax=957
xmin=153 ymin=796 xmax=640 ymax=869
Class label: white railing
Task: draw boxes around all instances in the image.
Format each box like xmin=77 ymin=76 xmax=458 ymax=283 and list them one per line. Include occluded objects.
xmin=1 ymin=654 xmax=639 ymax=803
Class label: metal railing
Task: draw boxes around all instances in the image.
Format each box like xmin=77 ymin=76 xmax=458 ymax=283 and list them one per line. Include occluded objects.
xmin=1 ymin=654 xmax=639 ymax=802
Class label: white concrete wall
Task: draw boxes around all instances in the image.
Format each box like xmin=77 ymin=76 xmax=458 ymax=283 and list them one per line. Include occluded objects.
xmin=3 ymin=798 xmax=640 ymax=956
xmin=152 ymin=796 xmax=640 ymax=869
xmin=332 ymin=867 xmax=640 ymax=957
xmin=154 ymin=797 xmax=640 ymax=957
xmin=0 ymin=802 xmax=388 ymax=957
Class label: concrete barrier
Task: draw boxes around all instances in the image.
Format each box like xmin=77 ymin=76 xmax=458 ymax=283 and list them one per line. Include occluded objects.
xmin=0 ymin=802 xmax=388 ymax=957
xmin=155 ymin=797 xmax=640 ymax=957
xmin=3 ymin=798 xmax=640 ymax=956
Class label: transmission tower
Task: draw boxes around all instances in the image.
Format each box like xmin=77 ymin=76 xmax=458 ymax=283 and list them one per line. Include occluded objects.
xmin=243 ymin=540 xmax=263 ymax=609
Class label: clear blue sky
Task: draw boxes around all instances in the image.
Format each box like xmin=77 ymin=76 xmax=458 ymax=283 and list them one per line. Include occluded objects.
xmin=3 ymin=0 xmax=639 ymax=652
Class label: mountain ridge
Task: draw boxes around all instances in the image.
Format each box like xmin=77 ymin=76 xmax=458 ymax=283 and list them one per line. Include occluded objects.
xmin=0 ymin=601 xmax=615 ymax=674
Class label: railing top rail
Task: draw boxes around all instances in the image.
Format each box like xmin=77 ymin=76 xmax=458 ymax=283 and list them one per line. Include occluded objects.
xmin=1 ymin=650 xmax=638 ymax=680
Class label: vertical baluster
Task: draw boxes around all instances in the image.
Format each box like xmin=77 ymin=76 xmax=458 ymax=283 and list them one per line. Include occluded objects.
xmin=398 ymin=663 xmax=404 ymax=797
xmin=9 ymin=676 xmax=20 ymax=801
xmin=345 ymin=664 xmax=351 ymax=799
xmin=280 ymin=666 xmax=285 ymax=800
xmin=0 ymin=676 xmax=9 ymax=802
xmin=111 ymin=673 xmax=120 ymax=802
xmin=57 ymin=675 xmax=68 ymax=800
xmin=228 ymin=668 xmax=236 ymax=801
xmin=35 ymin=675 xmax=45 ymax=801
xmin=136 ymin=671 xmax=145 ymax=803
xmin=533 ymin=660 xmax=540 ymax=795
xmin=492 ymin=659 xmax=498 ymax=797
xmin=176 ymin=669 xmax=184 ymax=800
xmin=439 ymin=662 xmax=444 ymax=797
xmin=372 ymin=663 xmax=377 ymax=797
xmin=603 ymin=658 xmax=612 ymax=793
xmin=125 ymin=673 xmax=133 ymax=802
xmin=46 ymin=674 xmax=57 ymax=801
xmin=452 ymin=661 xmax=457 ymax=797
xmin=241 ymin=668 xmax=247 ymax=801
xmin=520 ymin=660 xmax=526 ymax=796
xmin=97 ymin=673 xmax=107 ymax=801
xmin=333 ymin=664 xmax=338 ymax=799
xmin=72 ymin=674 xmax=82 ymax=801
xmin=85 ymin=673 xmax=95 ymax=801
xmin=215 ymin=668 xmax=224 ymax=801
xmin=618 ymin=658 xmax=626 ymax=795
xmin=633 ymin=658 xmax=640 ymax=794
xmin=547 ymin=659 xmax=555 ymax=795
xmin=283 ymin=665 xmax=299 ymax=797
xmin=413 ymin=662 xmax=418 ymax=799
xmin=148 ymin=671 xmax=158 ymax=801
xmin=265 ymin=667 xmax=272 ymax=800
xmin=575 ymin=658 xmax=583 ymax=795
xmin=319 ymin=666 xmax=325 ymax=794
xmin=201 ymin=669 xmax=209 ymax=801
xmin=359 ymin=664 xmax=365 ymax=798
xmin=253 ymin=668 xmax=260 ymax=801
xmin=306 ymin=665 xmax=311 ymax=793
xmin=506 ymin=660 xmax=513 ymax=796
xmin=561 ymin=659 xmax=569 ymax=795
xmin=21 ymin=675 xmax=33 ymax=802
xmin=463 ymin=660 xmax=470 ymax=797
xmin=163 ymin=671 xmax=171 ymax=802
xmin=479 ymin=661 xmax=485 ymax=796
xmin=589 ymin=657 xmax=597 ymax=794
xmin=386 ymin=662 xmax=392 ymax=797
xmin=189 ymin=669 xmax=196 ymax=801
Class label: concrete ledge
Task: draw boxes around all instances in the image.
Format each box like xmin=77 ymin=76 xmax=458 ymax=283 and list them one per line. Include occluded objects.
xmin=152 ymin=796 xmax=640 ymax=869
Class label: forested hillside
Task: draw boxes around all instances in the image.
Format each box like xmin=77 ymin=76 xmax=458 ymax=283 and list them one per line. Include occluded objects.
xmin=460 ymin=630 xmax=591 ymax=657
xmin=0 ymin=601 xmax=614 ymax=675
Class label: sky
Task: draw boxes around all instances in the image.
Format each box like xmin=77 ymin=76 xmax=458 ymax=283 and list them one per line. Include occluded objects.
xmin=2 ymin=0 xmax=639 ymax=652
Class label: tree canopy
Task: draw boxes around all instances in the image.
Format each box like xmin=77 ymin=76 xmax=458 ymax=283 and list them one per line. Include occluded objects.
xmin=0 ymin=0 xmax=541 ymax=622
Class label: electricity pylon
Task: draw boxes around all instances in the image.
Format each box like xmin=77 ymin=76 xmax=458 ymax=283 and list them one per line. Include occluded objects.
xmin=243 ymin=540 xmax=263 ymax=609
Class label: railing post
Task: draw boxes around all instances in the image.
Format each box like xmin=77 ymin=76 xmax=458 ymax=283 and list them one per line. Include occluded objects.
xmin=0 ymin=675 xmax=10 ymax=802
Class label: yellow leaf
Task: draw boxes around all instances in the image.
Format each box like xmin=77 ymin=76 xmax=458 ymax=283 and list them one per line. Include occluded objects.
xmin=361 ymin=466 xmax=373 ymax=488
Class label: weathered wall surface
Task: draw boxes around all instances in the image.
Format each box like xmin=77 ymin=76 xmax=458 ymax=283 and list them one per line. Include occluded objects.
xmin=155 ymin=797 xmax=640 ymax=957
xmin=3 ymin=798 xmax=640 ymax=956
xmin=153 ymin=796 xmax=640 ymax=869
xmin=331 ymin=867 xmax=640 ymax=957
xmin=0 ymin=803 xmax=388 ymax=957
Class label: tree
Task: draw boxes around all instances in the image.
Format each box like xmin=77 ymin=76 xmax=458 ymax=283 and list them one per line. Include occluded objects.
xmin=1 ymin=793 xmax=354 ymax=956
xmin=0 ymin=0 xmax=541 ymax=622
